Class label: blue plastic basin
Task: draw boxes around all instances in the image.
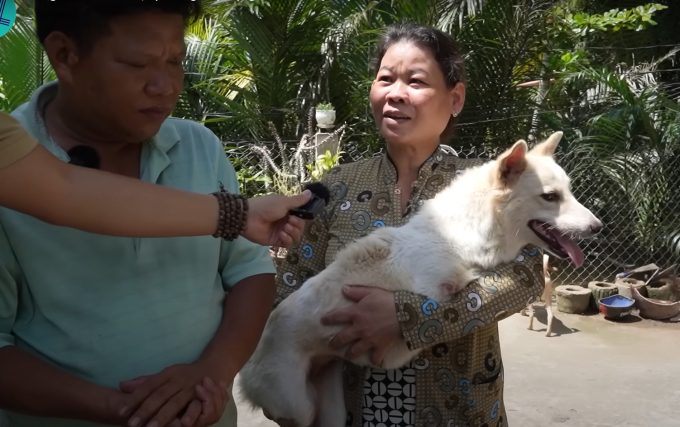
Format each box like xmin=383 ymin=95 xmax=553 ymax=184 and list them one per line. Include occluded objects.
xmin=599 ymin=295 xmax=635 ymax=319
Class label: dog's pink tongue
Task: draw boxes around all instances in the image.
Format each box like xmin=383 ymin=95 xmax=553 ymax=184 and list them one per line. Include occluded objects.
xmin=554 ymin=233 xmax=584 ymax=267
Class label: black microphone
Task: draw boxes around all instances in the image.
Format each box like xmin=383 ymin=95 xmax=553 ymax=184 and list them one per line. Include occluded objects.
xmin=289 ymin=182 xmax=331 ymax=220
xmin=67 ymin=145 xmax=100 ymax=169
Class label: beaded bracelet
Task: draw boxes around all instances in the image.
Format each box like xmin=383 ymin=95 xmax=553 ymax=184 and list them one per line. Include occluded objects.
xmin=210 ymin=182 xmax=248 ymax=240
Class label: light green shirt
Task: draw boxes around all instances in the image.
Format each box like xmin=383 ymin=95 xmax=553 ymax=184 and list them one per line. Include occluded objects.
xmin=0 ymin=82 xmax=276 ymax=427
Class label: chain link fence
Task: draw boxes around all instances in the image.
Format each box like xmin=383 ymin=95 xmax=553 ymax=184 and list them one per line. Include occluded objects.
xmin=553 ymin=148 xmax=680 ymax=288
xmin=224 ymin=130 xmax=680 ymax=288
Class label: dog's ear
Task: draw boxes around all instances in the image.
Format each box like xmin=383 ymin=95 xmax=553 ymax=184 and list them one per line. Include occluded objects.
xmin=496 ymin=139 xmax=528 ymax=186
xmin=530 ymin=131 xmax=563 ymax=157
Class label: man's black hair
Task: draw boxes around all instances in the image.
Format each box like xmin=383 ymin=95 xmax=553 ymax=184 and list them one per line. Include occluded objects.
xmin=35 ymin=0 xmax=203 ymax=48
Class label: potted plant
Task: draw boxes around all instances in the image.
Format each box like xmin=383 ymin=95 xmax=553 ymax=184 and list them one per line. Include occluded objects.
xmin=315 ymin=102 xmax=336 ymax=129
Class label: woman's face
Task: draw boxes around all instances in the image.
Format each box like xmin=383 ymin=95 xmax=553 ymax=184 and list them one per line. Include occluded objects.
xmin=370 ymin=41 xmax=465 ymax=148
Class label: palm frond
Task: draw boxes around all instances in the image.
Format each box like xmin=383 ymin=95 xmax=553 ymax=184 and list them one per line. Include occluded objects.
xmin=0 ymin=9 xmax=55 ymax=112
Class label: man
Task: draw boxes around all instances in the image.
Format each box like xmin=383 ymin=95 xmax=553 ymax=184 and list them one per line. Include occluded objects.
xmin=0 ymin=1 xmax=277 ymax=426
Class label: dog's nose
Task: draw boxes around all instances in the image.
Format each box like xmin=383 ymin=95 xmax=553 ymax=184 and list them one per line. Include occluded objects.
xmin=590 ymin=220 xmax=603 ymax=235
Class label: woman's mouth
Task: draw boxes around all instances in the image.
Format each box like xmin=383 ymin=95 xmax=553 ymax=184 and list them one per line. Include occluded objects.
xmin=383 ymin=112 xmax=411 ymax=124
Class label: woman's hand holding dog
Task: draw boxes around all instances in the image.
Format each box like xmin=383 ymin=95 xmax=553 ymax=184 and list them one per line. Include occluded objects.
xmin=321 ymin=286 xmax=402 ymax=366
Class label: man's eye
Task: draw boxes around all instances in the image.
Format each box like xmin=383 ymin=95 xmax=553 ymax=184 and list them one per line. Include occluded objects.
xmin=541 ymin=192 xmax=558 ymax=202
xmin=124 ymin=61 xmax=147 ymax=69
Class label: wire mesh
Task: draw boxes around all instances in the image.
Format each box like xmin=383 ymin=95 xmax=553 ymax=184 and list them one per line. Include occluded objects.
xmin=224 ymin=129 xmax=680 ymax=288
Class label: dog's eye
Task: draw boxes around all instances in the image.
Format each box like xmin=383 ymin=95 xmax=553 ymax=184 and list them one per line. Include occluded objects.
xmin=541 ymin=192 xmax=559 ymax=202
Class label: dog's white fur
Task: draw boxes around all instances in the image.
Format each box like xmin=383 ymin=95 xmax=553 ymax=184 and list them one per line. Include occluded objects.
xmin=239 ymin=132 xmax=603 ymax=427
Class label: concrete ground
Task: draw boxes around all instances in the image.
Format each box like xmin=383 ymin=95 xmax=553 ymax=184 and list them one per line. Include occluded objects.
xmin=234 ymin=308 xmax=680 ymax=427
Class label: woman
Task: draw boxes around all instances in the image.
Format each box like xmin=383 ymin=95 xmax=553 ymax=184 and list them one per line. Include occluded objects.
xmin=0 ymin=111 xmax=308 ymax=247
xmin=272 ymin=23 xmax=544 ymax=427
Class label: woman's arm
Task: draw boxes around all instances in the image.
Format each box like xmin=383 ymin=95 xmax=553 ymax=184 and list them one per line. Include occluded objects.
xmin=0 ymin=143 xmax=309 ymax=245
xmin=393 ymin=246 xmax=544 ymax=351
xmin=322 ymin=248 xmax=545 ymax=363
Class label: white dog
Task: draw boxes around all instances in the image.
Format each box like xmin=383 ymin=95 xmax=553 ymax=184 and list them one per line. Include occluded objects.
xmin=238 ymin=132 xmax=603 ymax=427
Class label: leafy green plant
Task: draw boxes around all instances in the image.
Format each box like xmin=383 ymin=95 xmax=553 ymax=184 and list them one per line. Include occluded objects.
xmin=0 ymin=3 xmax=56 ymax=113
xmin=545 ymin=3 xmax=669 ymax=76
xmin=235 ymin=165 xmax=272 ymax=197
xmin=306 ymin=149 xmax=343 ymax=181
xmin=316 ymin=102 xmax=334 ymax=111
xmin=565 ymin=3 xmax=668 ymax=36
xmin=245 ymin=109 xmax=347 ymax=196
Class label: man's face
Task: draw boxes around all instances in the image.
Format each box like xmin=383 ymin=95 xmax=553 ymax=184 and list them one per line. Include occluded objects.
xmin=66 ymin=11 xmax=186 ymax=142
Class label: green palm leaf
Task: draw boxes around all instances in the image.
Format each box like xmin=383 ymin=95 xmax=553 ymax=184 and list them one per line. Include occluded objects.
xmin=0 ymin=3 xmax=55 ymax=112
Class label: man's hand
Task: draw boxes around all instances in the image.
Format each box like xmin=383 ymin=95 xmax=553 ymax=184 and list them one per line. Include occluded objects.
xmin=243 ymin=191 xmax=311 ymax=247
xmin=180 ymin=377 xmax=229 ymax=427
xmin=320 ymin=286 xmax=402 ymax=366
xmin=118 ymin=362 xmax=229 ymax=427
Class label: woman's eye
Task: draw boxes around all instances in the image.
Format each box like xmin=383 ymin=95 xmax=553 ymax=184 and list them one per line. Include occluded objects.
xmin=410 ymin=79 xmax=424 ymax=85
xmin=541 ymin=192 xmax=558 ymax=202
xmin=379 ymin=76 xmax=392 ymax=83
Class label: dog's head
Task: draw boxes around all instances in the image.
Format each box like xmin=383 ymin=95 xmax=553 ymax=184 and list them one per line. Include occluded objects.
xmin=491 ymin=131 xmax=603 ymax=267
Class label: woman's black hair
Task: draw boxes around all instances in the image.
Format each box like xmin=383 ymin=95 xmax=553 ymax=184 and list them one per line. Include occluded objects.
xmin=372 ymin=23 xmax=466 ymax=143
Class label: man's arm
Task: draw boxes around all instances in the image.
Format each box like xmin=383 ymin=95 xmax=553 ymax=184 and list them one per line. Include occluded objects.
xmin=0 ymin=222 xmax=131 ymax=425
xmin=198 ymin=145 xmax=333 ymax=376
xmin=0 ymin=347 xmax=124 ymax=424
xmin=201 ymin=144 xmax=281 ymax=377
xmin=120 ymin=246 xmax=278 ymax=427
xmin=116 ymin=142 xmax=283 ymax=427
xmin=395 ymin=246 xmax=545 ymax=351
xmin=197 ymin=273 xmax=276 ymax=383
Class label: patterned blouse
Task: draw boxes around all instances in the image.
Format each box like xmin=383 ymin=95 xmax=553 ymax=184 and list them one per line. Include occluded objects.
xmin=274 ymin=146 xmax=545 ymax=427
